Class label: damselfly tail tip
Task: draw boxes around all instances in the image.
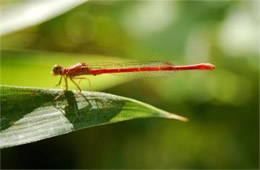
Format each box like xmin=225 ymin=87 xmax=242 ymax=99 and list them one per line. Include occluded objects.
xmin=199 ymin=63 xmax=216 ymax=70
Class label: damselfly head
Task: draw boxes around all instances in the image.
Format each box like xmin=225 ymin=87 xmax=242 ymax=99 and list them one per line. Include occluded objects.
xmin=52 ymin=64 xmax=63 ymax=75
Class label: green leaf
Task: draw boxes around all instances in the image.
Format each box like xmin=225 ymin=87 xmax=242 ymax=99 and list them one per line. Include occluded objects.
xmin=0 ymin=0 xmax=88 ymax=35
xmin=0 ymin=85 xmax=187 ymax=149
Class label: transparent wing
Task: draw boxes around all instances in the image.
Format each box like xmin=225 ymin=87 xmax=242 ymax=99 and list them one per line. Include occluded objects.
xmin=87 ymin=61 xmax=176 ymax=79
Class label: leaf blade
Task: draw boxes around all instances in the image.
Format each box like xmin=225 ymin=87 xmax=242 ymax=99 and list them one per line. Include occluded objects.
xmin=0 ymin=85 xmax=187 ymax=148
xmin=0 ymin=0 xmax=88 ymax=35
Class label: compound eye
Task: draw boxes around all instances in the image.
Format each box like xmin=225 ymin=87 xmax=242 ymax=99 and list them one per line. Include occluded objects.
xmin=54 ymin=67 xmax=60 ymax=72
xmin=52 ymin=65 xmax=62 ymax=74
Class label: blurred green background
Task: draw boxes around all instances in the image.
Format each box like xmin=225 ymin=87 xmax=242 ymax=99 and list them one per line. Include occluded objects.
xmin=0 ymin=0 xmax=259 ymax=169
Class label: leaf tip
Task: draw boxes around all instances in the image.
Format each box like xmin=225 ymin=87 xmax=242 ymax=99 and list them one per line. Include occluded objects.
xmin=162 ymin=113 xmax=189 ymax=122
